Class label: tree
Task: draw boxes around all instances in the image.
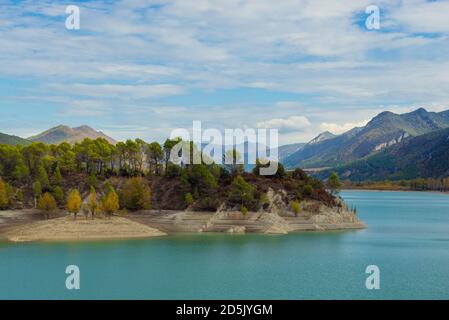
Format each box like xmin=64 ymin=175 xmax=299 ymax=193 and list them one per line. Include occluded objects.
xmin=227 ymin=175 xmax=256 ymax=209
xmin=67 ymin=189 xmax=82 ymax=219
xmin=146 ymin=142 xmax=163 ymax=175
xmin=0 ymin=178 xmax=8 ymax=210
xmin=37 ymin=192 xmax=57 ymax=219
xmin=87 ymin=187 xmax=98 ymax=219
xmin=163 ymin=137 xmax=182 ymax=174
xmin=54 ymin=165 xmax=63 ymax=185
xmin=223 ymin=149 xmax=244 ymax=175
xmin=37 ymin=165 xmax=49 ymax=189
xmin=188 ymin=164 xmax=217 ymax=196
xmin=327 ymin=172 xmax=341 ymax=195
xmin=32 ymin=181 xmax=42 ymax=208
xmin=253 ymin=158 xmax=285 ymax=178
xmin=120 ymin=177 xmax=152 ymax=210
xmin=185 ymin=192 xmax=194 ymax=206
xmin=102 ymin=188 xmax=119 ymax=217
xmin=52 ymin=186 xmax=64 ymax=206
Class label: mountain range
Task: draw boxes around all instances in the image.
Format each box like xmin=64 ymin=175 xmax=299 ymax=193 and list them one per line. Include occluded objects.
xmin=283 ymin=108 xmax=449 ymax=171
xmin=0 ymin=125 xmax=116 ymax=146
xmin=1 ymin=107 xmax=449 ymax=181
xmin=317 ymin=126 xmax=449 ymax=181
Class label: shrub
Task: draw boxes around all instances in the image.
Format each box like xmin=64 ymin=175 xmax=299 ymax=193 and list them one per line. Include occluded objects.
xmin=241 ymin=206 xmax=248 ymax=215
xmin=228 ymin=175 xmax=256 ymax=209
xmin=291 ymin=200 xmax=301 ymax=216
xmin=184 ymin=192 xmax=194 ymax=206
xmin=120 ymin=177 xmax=152 ymax=210
xmin=303 ymin=184 xmax=313 ymax=196
xmin=52 ymin=186 xmax=64 ymax=205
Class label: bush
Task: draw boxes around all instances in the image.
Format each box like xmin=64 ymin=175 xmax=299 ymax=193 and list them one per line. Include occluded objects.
xmin=52 ymin=186 xmax=64 ymax=205
xmin=303 ymin=184 xmax=313 ymax=196
xmin=184 ymin=192 xmax=194 ymax=206
xmin=291 ymin=200 xmax=301 ymax=216
xmin=241 ymin=206 xmax=248 ymax=215
xmin=120 ymin=177 xmax=152 ymax=210
xmin=227 ymin=175 xmax=256 ymax=209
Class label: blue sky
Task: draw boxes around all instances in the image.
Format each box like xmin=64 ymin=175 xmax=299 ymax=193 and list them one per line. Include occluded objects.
xmin=1 ymin=0 xmax=449 ymax=144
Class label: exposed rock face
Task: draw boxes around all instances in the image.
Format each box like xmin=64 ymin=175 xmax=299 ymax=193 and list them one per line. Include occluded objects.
xmin=128 ymin=189 xmax=366 ymax=234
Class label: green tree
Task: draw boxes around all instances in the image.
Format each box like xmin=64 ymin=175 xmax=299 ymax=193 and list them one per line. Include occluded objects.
xmin=37 ymin=192 xmax=57 ymax=219
xmin=327 ymin=172 xmax=341 ymax=195
xmin=37 ymin=165 xmax=49 ymax=189
xmin=185 ymin=192 xmax=194 ymax=206
xmin=146 ymin=142 xmax=163 ymax=175
xmin=120 ymin=177 xmax=152 ymax=210
xmin=52 ymin=186 xmax=64 ymax=206
xmin=223 ymin=149 xmax=244 ymax=175
xmin=188 ymin=164 xmax=217 ymax=196
xmin=53 ymin=165 xmax=63 ymax=185
xmin=227 ymin=175 xmax=256 ymax=209
xmin=303 ymin=184 xmax=313 ymax=196
xmin=32 ymin=181 xmax=42 ymax=208
xmin=15 ymin=188 xmax=24 ymax=203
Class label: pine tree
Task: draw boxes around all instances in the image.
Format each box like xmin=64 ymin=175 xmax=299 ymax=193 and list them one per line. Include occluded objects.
xmin=54 ymin=166 xmax=63 ymax=185
xmin=32 ymin=181 xmax=42 ymax=208
xmin=37 ymin=165 xmax=49 ymax=189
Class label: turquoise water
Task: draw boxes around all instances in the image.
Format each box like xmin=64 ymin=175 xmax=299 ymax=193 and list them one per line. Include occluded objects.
xmin=1 ymin=190 xmax=449 ymax=299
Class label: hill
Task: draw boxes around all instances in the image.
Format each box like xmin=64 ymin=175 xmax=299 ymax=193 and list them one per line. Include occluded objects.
xmin=283 ymin=108 xmax=449 ymax=168
xmin=28 ymin=125 xmax=117 ymax=145
xmin=0 ymin=132 xmax=30 ymax=146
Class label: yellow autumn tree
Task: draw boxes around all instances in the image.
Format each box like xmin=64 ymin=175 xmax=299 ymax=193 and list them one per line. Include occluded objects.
xmin=102 ymin=189 xmax=119 ymax=218
xmin=67 ymin=189 xmax=82 ymax=219
xmin=37 ymin=192 xmax=57 ymax=219
xmin=0 ymin=178 xmax=9 ymax=210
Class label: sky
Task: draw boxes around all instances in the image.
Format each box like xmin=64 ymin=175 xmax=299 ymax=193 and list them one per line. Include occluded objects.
xmin=1 ymin=0 xmax=449 ymax=145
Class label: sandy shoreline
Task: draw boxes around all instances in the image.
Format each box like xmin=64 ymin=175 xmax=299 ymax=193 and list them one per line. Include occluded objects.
xmin=4 ymin=216 xmax=167 ymax=243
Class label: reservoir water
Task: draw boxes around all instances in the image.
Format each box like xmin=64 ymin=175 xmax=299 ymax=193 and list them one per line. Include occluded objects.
xmin=1 ymin=190 xmax=449 ymax=299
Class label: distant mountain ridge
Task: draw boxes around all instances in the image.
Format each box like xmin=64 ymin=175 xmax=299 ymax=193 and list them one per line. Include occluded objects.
xmin=318 ymin=126 xmax=449 ymax=181
xmin=283 ymin=108 xmax=449 ymax=169
xmin=28 ymin=125 xmax=117 ymax=145
xmin=0 ymin=132 xmax=31 ymax=146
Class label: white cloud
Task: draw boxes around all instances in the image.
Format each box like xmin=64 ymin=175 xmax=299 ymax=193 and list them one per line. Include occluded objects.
xmin=257 ymin=116 xmax=311 ymax=131
xmin=320 ymin=120 xmax=369 ymax=134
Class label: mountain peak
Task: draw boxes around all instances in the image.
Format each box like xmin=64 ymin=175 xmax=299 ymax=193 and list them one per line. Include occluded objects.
xmin=308 ymin=131 xmax=336 ymax=145
xmin=28 ymin=125 xmax=116 ymax=145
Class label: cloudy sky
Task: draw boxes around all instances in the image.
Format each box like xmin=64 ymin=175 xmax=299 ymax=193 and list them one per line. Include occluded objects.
xmin=1 ymin=0 xmax=449 ymax=145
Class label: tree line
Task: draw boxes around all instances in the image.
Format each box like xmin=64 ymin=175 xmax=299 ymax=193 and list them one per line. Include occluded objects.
xmin=0 ymin=137 xmax=337 ymax=216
